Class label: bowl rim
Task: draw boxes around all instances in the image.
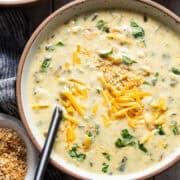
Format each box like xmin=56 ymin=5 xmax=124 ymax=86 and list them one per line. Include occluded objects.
xmin=0 ymin=0 xmax=40 ymax=6
xmin=16 ymin=0 xmax=180 ymax=179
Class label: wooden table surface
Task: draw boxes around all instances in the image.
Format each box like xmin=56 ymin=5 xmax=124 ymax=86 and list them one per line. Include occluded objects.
xmin=22 ymin=0 xmax=179 ymax=179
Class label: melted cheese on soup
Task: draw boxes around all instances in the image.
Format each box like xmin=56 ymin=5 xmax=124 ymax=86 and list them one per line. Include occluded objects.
xmin=28 ymin=10 xmax=180 ymax=174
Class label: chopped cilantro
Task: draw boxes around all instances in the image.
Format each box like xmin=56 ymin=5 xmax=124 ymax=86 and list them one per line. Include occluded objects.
xmin=138 ymin=141 xmax=148 ymax=153
xmin=40 ymin=57 xmax=51 ymax=72
xmin=102 ymin=163 xmax=109 ymax=173
xmin=171 ymin=67 xmax=180 ymax=75
xmin=69 ymin=146 xmax=86 ymax=161
xmin=130 ymin=21 xmax=145 ymax=39
xmin=122 ymin=55 xmax=137 ymax=65
xmin=76 ymin=153 xmax=86 ymax=161
xmin=115 ymin=129 xmax=136 ymax=148
xmin=56 ymin=41 xmax=65 ymax=46
xmin=143 ymin=81 xmax=151 ymax=85
xmin=156 ymin=126 xmax=165 ymax=135
xmin=115 ymin=138 xmax=125 ymax=148
xmin=87 ymin=131 xmax=93 ymax=137
xmin=154 ymin=72 xmax=159 ymax=77
xmin=121 ymin=129 xmax=133 ymax=140
xmin=172 ymin=122 xmax=179 ymax=135
xmin=102 ymin=152 xmax=111 ymax=161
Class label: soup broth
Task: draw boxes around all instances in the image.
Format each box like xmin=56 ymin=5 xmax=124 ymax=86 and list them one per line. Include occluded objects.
xmin=27 ymin=10 xmax=180 ymax=174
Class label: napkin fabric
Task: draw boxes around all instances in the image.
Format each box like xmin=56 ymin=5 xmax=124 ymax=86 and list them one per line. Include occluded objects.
xmin=0 ymin=8 xmax=63 ymax=180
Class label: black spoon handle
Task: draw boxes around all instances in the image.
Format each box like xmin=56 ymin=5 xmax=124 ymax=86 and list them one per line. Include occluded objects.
xmin=34 ymin=105 xmax=63 ymax=180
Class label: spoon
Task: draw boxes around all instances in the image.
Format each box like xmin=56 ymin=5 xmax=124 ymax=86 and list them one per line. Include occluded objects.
xmin=34 ymin=105 xmax=63 ymax=180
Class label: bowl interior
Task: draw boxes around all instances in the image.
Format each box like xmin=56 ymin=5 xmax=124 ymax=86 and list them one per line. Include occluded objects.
xmin=18 ymin=0 xmax=180 ymax=179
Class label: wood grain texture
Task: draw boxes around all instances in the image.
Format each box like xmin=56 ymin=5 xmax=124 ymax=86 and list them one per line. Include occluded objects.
xmin=22 ymin=0 xmax=179 ymax=179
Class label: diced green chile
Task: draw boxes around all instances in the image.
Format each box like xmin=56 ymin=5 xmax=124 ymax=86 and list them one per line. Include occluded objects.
xmin=122 ymin=56 xmax=137 ymax=65
xmin=130 ymin=21 xmax=145 ymax=38
xmin=87 ymin=131 xmax=93 ymax=137
xmin=102 ymin=163 xmax=109 ymax=173
xmin=143 ymin=81 xmax=151 ymax=85
xmin=172 ymin=122 xmax=179 ymax=135
xmin=102 ymin=152 xmax=111 ymax=161
xmin=40 ymin=57 xmax=51 ymax=72
xmin=96 ymin=20 xmax=109 ymax=32
xmin=171 ymin=67 xmax=180 ymax=75
xmin=56 ymin=41 xmax=65 ymax=46
xmin=99 ymin=49 xmax=113 ymax=58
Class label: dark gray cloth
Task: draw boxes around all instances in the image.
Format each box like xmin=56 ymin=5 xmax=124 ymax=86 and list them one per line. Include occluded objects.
xmin=0 ymin=8 xmax=63 ymax=180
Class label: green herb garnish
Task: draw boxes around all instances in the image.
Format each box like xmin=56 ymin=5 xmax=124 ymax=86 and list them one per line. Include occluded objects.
xmin=56 ymin=41 xmax=65 ymax=47
xmin=96 ymin=20 xmax=109 ymax=32
xmin=151 ymin=72 xmax=159 ymax=86
xmin=143 ymin=72 xmax=159 ymax=86
xmin=143 ymin=81 xmax=151 ymax=85
xmin=40 ymin=57 xmax=51 ymax=72
xmin=122 ymin=55 xmax=137 ymax=65
xmin=102 ymin=152 xmax=111 ymax=161
xmin=138 ymin=141 xmax=148 ymax=153
xmin=115 ymin=138 xmax=126 ymax=148
xmin=76 ymin=153 xmax=86 ymax=161
xmin=69 ymin=146 xmax=86 ymax=161
xmin=172 ymin=122 xmax=179 ymax=135
xmin=171 ymin=67 xmax=180 ymax=75
xmin=87 ymin=131 xmax=93 ymax=137
xmin=115 ymin=129 xmax=136 ymax=148
xmin=156 ymin=126 xmax=165 ymax=135
xmin=102 ymin=163 xmax=109 ymax=173
xmin=99 ymin=48 xmax=113 ymax=58
xmin=130 ymin=21 xmax=145 ymax=39
xmin=121 ymin=129 xmax=133 ymax=140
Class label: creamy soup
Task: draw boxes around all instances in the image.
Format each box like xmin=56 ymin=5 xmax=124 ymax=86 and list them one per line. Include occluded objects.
xmin=28 ymin=10 xmax=180 ymax=174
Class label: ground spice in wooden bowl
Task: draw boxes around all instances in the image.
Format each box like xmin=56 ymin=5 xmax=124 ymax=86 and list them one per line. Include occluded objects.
xmin=0 ymin=128 xmax=27 ymax=180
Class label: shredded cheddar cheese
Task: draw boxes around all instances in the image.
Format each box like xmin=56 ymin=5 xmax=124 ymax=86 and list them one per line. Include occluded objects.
xmin=62 ymin=91 xmax=84 ymax=115
xmin=66 ymin=122 xmax=76 ymax=144
xmin=151 ymin=98 xmax=166 ymax=111
xmin=92 ymin=103 xmax=99 ymax=115
xmin=97 ymin=75 xmax=152 ymax=129
xmin=140 ymin=132 xmax=152 ymax=144
xmin=83 ymin=135 xmax=91 ymax=149
xmin=101 ymin=114 xmax=111 ymax=127
xmin=64 ymin=114 xmax=79 ymax=125
xmin=73 ymin=45 xmax=81 ymax=66
xmin=69 ymin=78 xmax=85 ymax=85
xmin=106 ymin=33 xmax=133 ymax=45
xmin=31 ymin=104 xmax=49 ymax=109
